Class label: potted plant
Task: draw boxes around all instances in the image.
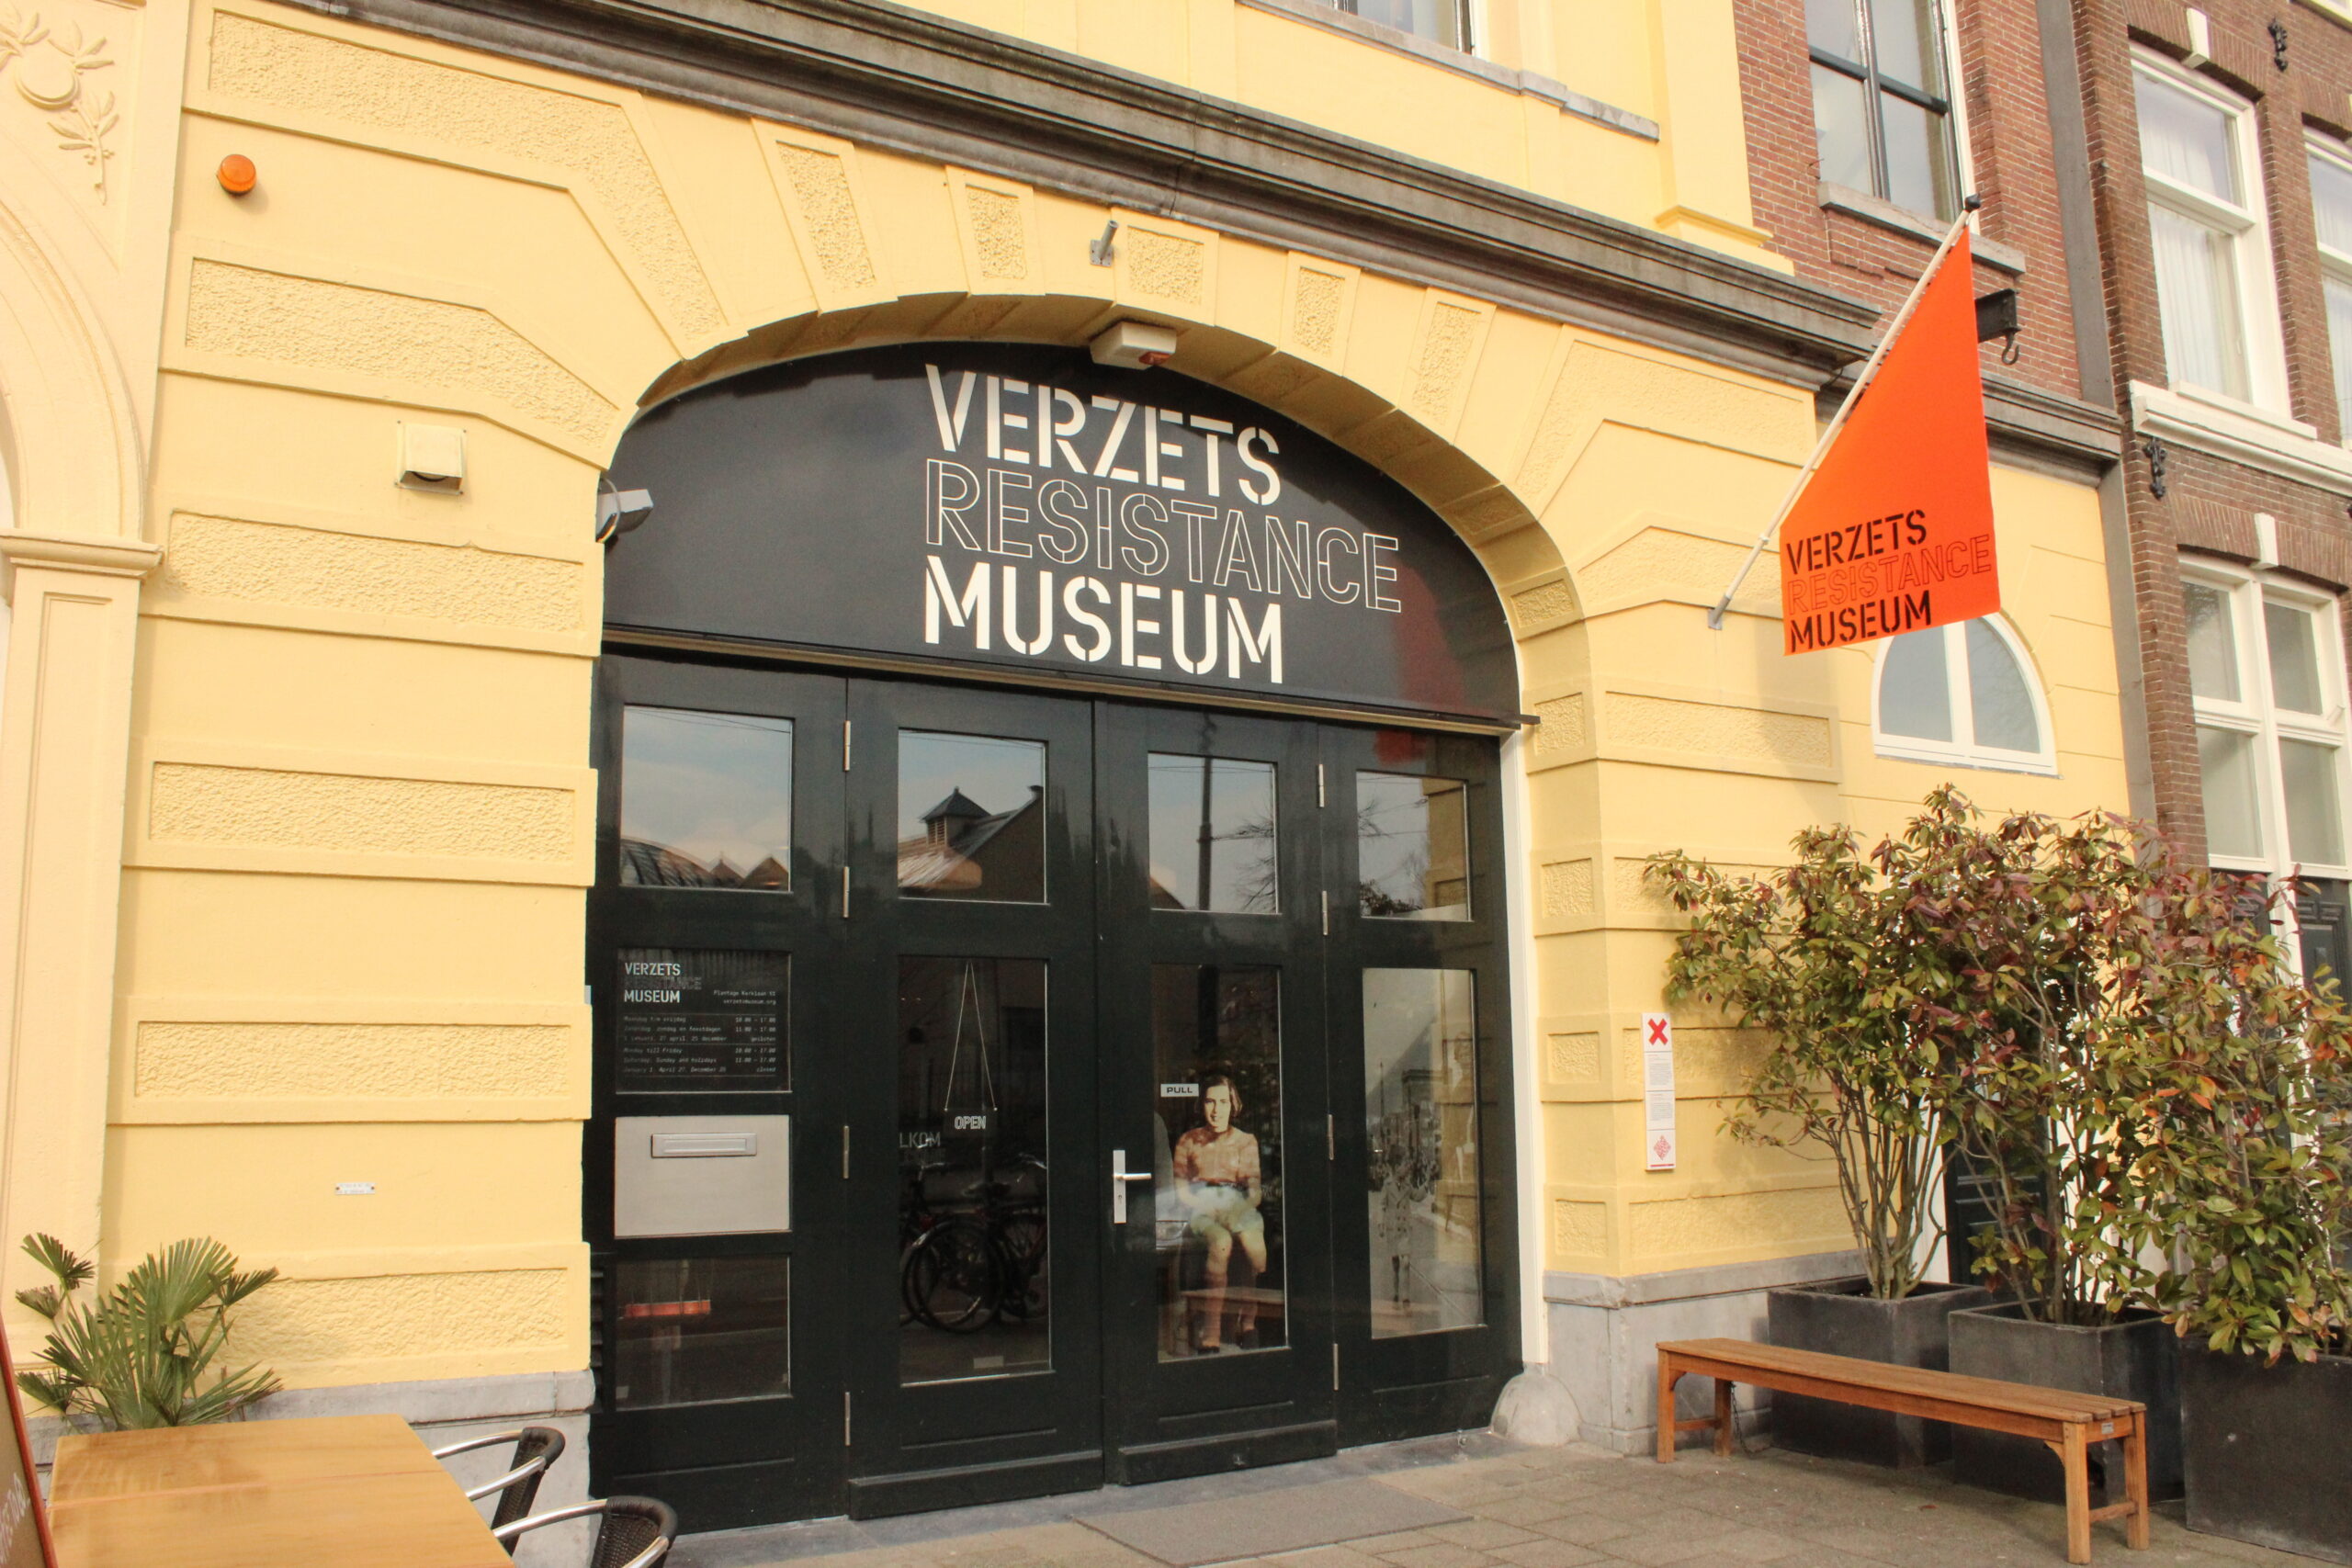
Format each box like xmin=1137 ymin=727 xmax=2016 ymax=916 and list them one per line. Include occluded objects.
xmin=15 ymin=1234 xmax=282 ymax=1429
xmin=1648 ymin=807 xmax=1987 ymax=1469
xmin=1897 ymin=796 xmax=2233 ymax=1506
xmin=2132 ymin=875 xmax=2352 ymax=1562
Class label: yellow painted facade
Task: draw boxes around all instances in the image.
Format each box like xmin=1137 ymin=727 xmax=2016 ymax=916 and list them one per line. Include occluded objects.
xmin=0 ymin=0 xmax=2127 ymax=1416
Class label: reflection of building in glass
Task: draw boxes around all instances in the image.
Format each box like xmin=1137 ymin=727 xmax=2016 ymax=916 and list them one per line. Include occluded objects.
xmin=1356 ymin=773 xmax=1469 ymax=919
xmin=898 ymin=786 xmax=1045 ymax=901
xmin=1364 ymin=968 xmax=1482 ymax=1338
xmin=617 ymin=839 xmax=788 ymax=889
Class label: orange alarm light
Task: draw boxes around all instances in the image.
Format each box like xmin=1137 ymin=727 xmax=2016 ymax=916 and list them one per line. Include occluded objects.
xmin=217 ymin=154 xmax=256 ymax=196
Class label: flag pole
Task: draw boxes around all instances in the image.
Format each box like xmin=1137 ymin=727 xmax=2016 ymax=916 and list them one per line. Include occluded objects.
xmin=1706 ymin=194 xmax=1980 ymax=631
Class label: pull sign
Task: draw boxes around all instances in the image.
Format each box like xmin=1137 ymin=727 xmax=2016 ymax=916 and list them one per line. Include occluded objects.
xmin=1642 ymin=1012 xmax=1678 ymax=1171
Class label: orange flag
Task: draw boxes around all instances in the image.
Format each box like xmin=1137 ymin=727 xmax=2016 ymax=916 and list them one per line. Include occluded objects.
xmin=1779 ymin=231 xmax=1999 ymax=655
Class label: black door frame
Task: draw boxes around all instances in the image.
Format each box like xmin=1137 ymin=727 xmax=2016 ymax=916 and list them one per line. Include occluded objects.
xmin=841 ymin=679 xmax=1106 ymax=1517
xmin=586 ymin=653 xmax=849 ymax=1530
xmin=585 ymin=654 xmax=1521 ymax=1529
xmin=1095 ymin=703 xmax=1340 ymax=1483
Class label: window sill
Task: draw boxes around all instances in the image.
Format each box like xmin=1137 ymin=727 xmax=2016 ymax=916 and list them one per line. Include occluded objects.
xmin=2299 ymin=0 xmax=2352 ymax=31
xmin=1818 ymin=183 xmax=2027 ymax=275
xmin=1872 ymin=740 xmax=2059 ymax=777
xmin=2131 ymin=380 xmax=2352 ymax=495
xmin=1236 ymin=0 xmax=1658 ymax=141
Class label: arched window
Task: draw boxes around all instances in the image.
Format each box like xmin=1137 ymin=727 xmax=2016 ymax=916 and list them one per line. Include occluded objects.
xmin=1873 ymin=615 xmax=2054 ymax=774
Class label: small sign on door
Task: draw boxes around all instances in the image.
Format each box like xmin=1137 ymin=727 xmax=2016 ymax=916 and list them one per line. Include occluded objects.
xmin=1642 ymin=1012 xmax=1677 ymax=1171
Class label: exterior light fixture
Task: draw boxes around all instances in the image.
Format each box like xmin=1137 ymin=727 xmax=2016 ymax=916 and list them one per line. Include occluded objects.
xmin=1090 ymin=320 xmax=1178 ymax=369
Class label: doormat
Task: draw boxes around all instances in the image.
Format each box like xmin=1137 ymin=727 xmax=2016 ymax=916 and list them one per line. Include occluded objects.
xmin=1077 ymin=1479 xmax=1468 ymax=1566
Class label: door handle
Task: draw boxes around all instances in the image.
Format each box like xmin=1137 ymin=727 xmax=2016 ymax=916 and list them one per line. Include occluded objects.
xmin=1111 ymin=1148 xmax=1152 ymax=1225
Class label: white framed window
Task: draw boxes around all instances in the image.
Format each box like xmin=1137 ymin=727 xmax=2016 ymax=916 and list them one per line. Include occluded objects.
xmin=1872 ymin=615 xmax=2057 ymax=774
xmin=1807 ymin=0 xmax=1962 ymax=219
xmin=2134 ymin=54 xmax=2288 ymax=412
xmin=1313 ymin=0 xmax=1471 ymax=50
xmin=2308 ymin=136 xmax=2352 ymax=437
xmin=2184 ymin=564 xmax=2352 ymax=983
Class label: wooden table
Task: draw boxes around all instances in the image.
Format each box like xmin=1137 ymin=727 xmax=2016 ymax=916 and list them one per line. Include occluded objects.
xmin=48 ymin=1413 xmax=509 ymax=1568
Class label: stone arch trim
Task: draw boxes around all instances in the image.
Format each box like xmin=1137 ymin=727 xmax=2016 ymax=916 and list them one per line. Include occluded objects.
xmin=0 ymin=176 xmax=142 ymax=542
xmin=612 ymin=291 xmax=1579 ymax=656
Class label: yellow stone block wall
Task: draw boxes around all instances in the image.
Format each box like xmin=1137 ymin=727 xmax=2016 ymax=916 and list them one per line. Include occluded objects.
xmin=0 ymin=0 xmax=2130 ymax=1390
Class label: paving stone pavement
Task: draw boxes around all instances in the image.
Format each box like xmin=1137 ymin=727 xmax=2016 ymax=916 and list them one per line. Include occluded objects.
xmin=671 ymin=1435 xmax=2325 ymax=1568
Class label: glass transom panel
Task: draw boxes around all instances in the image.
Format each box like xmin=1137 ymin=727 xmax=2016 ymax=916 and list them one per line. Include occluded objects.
xmin=2313 ymin=150 xmax=2352 ymax=253
xmin=1148 ymin=754 xmax=1279 ymax=914
xmin=898 ymin=731 xmax=1046 ymax=903
xmin=2138 ymin=73 xmax=2240 ymax=202
xmin=620 ymin=706 xmax=793 ymax=890
xmin=1357 ymin=773 xmax=1471 ymax=920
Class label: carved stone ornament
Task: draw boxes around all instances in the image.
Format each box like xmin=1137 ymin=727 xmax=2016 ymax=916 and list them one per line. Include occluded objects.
xmin=0 ymin=6 xmax=116 ymax=200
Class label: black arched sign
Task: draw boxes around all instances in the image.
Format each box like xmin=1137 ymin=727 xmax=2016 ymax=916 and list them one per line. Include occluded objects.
xmin=605 ymin=344 xmax=1520 ymax=728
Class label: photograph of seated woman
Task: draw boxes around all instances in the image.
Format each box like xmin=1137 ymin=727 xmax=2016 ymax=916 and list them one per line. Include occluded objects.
xmin=1171 ymin=1072 xmax=1268 ymax=1352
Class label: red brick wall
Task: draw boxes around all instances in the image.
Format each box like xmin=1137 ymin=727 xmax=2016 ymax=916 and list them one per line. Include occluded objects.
xmin=2075 ymin=0 xmax=2352 ymax=858
xmin=1731 ymin=0 xmax=2086 ymax=398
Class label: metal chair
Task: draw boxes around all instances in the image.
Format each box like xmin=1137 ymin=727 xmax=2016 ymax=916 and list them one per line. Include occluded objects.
xmin=431 ymin=1426 xmax=567 ymax=1542
xmin=492 ymin=1495 xmax=677 ymax=1568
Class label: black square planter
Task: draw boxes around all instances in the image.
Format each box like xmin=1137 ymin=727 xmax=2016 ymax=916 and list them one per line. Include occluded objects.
xmin=1949 ymin=1303 xmax=2182 ymax=1505
xmin=2181 ymin=1341 xmax=2352 ymax=1563
xmin=1766 ymin=1279 xmax=1992 ymax=1467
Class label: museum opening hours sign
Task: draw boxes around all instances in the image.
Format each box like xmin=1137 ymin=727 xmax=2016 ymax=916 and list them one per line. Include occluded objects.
xmin=604 ymin=343 xmax=1520 ymax=728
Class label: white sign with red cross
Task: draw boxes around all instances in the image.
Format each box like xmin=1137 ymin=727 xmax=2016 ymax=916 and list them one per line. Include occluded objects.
xmin=1642 ymin=1012 xmax=1677 ymax=1171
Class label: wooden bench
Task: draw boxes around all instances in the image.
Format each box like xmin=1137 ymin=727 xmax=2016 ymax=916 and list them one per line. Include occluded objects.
xmin=1656 ymin=1337 xmax=2150 ymax=1565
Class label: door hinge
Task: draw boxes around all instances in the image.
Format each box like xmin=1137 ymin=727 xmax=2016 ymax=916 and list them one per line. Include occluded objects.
xmin=1327 ymin=1113 xmax=1335 ymax=1160
xmin=842 ymin=719 xmax=853 ymax=771
xmin=842 ymin=1124 xmax=851 ymax=1179
xmin=1317 ymin=762 xmax=1326 ymax=808
xmin=1320 ymin=889 xmax=1329 ymax=937
xmin=842 ymin=865 xmax=851 ymax=919
xmin=843 ymin=1391 xmax=852 ymax=1447
xmin=1331 ymin=1343 xmax=1340 ymax=1391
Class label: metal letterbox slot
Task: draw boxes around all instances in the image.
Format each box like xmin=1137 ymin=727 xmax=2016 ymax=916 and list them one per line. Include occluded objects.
xmin=614 ymin=1115 xmax=789 ymax=1238
xmin=651 ymin=1131 xmax=758 ymax=1158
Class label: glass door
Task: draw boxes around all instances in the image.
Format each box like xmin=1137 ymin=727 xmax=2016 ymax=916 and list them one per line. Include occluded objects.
xmin=1096 ymin=704 xmax=1338 ymax=1482
xmin=587 ymin=654 xmax=849 ymax=1529
xmin=841 ymin=680 xmax=1104 ymax=1517
xmin=1321 ymin=726 xmax=1519 ymax=1443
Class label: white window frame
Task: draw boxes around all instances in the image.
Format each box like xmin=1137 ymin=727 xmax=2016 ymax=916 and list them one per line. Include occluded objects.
xmin=1871 ymin=615 xmax=2058 ymax=776
xmin=1315 ymin=0 xmax=1475 ymax=52
xmin=2185 ymin=563 xmax=2352 ymax=880
xmin=2133 ymin=51 xmax=2291 ymax=416
xmin=2307 ymin=132 xmax=2352 ymax=441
